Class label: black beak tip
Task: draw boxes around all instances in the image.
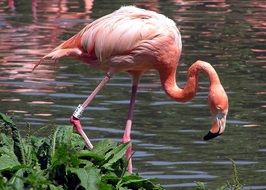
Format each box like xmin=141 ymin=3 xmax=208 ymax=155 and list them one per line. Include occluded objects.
xmin=203 ymin=131 xmax=222 ymax=141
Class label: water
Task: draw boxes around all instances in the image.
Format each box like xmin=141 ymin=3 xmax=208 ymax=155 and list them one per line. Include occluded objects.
xmin=0 ymin=0 xmax=265 ymax=189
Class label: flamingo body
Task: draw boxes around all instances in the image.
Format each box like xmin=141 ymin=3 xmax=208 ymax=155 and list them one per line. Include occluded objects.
xmin=34 ymin=6 xmax=229 ymax=172
xmin=43 ymin=6 xmax=182 ymax=74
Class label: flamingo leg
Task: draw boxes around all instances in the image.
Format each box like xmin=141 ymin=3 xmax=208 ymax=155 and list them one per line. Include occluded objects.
xmin=122 ymin=74 xmax=140 ymax=173
xmin=70 ymin=73 xmax=112 ymax=149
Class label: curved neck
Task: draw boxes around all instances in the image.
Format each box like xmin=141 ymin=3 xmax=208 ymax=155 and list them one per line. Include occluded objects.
xmin=159 ymin=60 xmax=221 ymax=102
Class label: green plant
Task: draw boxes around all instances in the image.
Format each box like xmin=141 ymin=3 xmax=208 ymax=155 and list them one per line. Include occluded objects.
xmin=195 ymin=160 xmax=243 ymax=190
xmin=0 ymin=113 xmax=163 ymax=190
xmin=226 ymin=159 xmax=242 ymax=190
xmin=0 ymin=113 xmax=244 ymax=190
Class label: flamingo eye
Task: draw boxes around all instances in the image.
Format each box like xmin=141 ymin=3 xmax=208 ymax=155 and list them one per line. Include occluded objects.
xmin=216 ymin=106 xmax=222 ymax=111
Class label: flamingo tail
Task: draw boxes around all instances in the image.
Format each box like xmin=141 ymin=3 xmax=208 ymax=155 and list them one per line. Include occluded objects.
xmin=32 ymin=33 xmax=83 ymax=71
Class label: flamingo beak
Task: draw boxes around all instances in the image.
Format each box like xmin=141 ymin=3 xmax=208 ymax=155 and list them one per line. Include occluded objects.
xmin=203 ymin=112 xmax=227 ymax=141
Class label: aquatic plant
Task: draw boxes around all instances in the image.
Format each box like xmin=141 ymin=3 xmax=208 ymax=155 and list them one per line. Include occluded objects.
xmin=195 ymin=160 xmax=243 ymax=190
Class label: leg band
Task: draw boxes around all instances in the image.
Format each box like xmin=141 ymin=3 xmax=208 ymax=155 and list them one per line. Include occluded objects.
xmin=73 ymin=104 xmax=84 ymax=119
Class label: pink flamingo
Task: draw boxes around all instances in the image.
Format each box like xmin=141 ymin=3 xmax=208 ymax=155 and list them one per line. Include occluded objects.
xmin=33 ymin=6 xmax=229 ymax=172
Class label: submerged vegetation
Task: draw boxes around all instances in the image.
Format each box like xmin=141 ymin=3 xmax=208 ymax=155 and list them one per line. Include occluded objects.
xmin=0 ymin=113 xmax=242 ymax=190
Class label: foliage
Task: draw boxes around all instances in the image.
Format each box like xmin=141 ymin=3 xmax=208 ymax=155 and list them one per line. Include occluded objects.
xmin=0 ymin=113 xmax=164 ymax=190
xmin=195 ymin=160 xmax=243 ymax=190
xmin=0 ymin=113 xmax=244 ymax=190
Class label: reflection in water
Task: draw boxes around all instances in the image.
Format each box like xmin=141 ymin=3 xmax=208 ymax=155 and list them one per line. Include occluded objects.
xmin=0 ymin=0 xmax=266 ymax=189
xmin=1 ymin=0 xmax=95 ymax=100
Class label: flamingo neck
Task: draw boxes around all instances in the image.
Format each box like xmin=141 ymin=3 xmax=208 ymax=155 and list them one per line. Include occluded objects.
xmin=159 ymin=60 xmax=221 ymax=102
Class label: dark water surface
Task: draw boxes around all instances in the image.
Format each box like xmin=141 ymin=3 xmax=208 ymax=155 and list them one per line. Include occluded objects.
xmin=0 ymin=0 xmax=265 ymax=189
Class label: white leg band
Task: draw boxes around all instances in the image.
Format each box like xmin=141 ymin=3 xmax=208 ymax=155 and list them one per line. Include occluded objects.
xmin=73 ymin=104 xmax=84 ymax=119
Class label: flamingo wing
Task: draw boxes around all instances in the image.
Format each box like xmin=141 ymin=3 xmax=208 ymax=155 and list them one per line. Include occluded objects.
xmin=34 ymin=6 xmax=181 ymax=72
xmin=80 ymin=6 xmax=181 ymax=63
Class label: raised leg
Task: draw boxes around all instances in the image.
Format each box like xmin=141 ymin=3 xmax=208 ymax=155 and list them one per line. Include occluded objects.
xmin=70 ymin=73 xmax=112 ymax=149
xmin=122 ymin=74 xmax=140 ymax=173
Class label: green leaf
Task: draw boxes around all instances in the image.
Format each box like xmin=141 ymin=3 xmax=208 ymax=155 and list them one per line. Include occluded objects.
xmin=0 ymin=113 xmax=15 ymax=126
xmin=0 ymin=133 xmax=13 ymax=149
xmin=9 ymin=168 xmax=26 ymax=190
xmin=9 ymin=123 xmax=25 ymax=165
xmin=78 ymin=150 xmax=105 ymax=161
xmin=71 ymin=133 xmax=86 ymax=150
xmin=0 ymin=154 xmax=20 ymax=171
xmin=98 ymin=182 xmax=115 ymax=190
xmin=51 ymin=126 xmax=73 ymax=156
xmin=102 ymin=143 xmax=129 ymax=170
xmin=79 ymin=159 xmax=94 ymax=168
xmin=225 ymin=159 xmax=242 ymax=190
xmin=31 ymin=136 xmax=51 ymax=169
xmin=48 ymin=184 xmax=64 ymax=190
xmin=0 ymin=174 xmax=15 ymax=190
xmin=68 ymin=167 xmax=100 ymax=190
xmin=92 ymin=140 xmax=117 ymax=156
xmin=51 ymin=144 xmax=79 ymax=169
xmin=22 ymin=139 xmax=36 ymax=166
xmin=0 ymin=115 xmax=26 ymax=165
xmin=116 ymin=175 xmax=143 ymax=189
xmin=78 ymin=140 xmax=118 ymax=165
xmin=117 ymin=175 xmax=164 ymax=190
xmin=118 ymin=187 xmax=129 ymax=190
xmin=101 ymin=172 xmax=120 ymax=184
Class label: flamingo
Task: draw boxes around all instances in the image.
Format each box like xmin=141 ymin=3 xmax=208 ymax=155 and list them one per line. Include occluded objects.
xmin=33 ymin=6 xmax=229 ymax=173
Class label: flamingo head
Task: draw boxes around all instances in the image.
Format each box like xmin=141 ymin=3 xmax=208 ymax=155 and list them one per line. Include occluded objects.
xmin=204 ymin=84 xmax=229 ymax=141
